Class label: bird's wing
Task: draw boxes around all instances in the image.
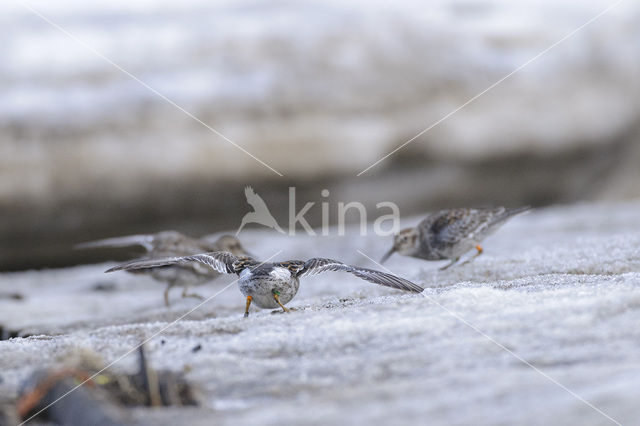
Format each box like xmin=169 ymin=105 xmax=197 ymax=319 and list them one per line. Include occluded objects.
xmin=244 ymin=186 xmax=270 ymax=211
xmin=273 ymin=260 xmax=307 ymax=275
xmin=244 ymin=186 xmax=255 ymax=199
xmin=105 ymin=251 xmax=241 ymax=275
xmin=425 ymin=209 xmax=496 ymax=245
xmin=75 ymin=234 xmax=156 ymax=252
xmin=298 ymin=258 xmax=423 ymax=293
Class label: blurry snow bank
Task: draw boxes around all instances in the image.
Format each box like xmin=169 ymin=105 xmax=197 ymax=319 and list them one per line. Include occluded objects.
xmin=1 ymin=201 xmax=640 ymax=425
xmin=1 ymin=0 xmax=640 ymax=200
xmin=3 ymin=0 xmax=640 ymax=270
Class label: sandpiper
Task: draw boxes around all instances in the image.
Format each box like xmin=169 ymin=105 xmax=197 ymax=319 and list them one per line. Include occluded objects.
xmin=77 ymin=232 xmax=252 ymax=306
xmin=106 ymin=252 xmax=424 ymax=317
xmin=380 ymin=207 xmax=530 ymax=269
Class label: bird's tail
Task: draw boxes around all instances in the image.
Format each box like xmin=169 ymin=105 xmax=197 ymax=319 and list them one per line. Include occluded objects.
xmin=505 ymin=206 xmax=532 ymax=218
xmin=491 ymin=206 xmax=532 ymax=226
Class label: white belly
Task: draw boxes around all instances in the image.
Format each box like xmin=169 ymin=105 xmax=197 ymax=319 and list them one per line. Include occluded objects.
xmin=237 ymin=268 xmax=300 ymax=309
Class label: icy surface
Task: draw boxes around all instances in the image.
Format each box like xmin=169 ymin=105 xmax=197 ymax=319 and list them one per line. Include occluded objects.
xmin=1 ymin=202 xmax=640 ymax=425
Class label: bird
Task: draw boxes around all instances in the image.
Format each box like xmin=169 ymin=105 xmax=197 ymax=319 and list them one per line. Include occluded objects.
xmin=380 ymin=207 xmax=531 ymax=269
xmin=236 ymin=186 xmax=285 ymax=235
xmin=77 ymin=232 xmax=252 ymax=306
xmin=105 ymin=252 xmax=424 ymax=317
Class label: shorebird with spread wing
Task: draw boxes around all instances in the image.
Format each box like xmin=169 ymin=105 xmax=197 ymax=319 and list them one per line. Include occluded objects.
xmin=77 ymin=232 xmax=252 ymax=306
xmin=106 ymin=252 xmax=424 ymax=317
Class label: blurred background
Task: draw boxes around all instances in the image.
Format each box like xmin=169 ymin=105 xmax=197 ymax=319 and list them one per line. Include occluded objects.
xmin=1 ymin=0 xmax=639 ymax=270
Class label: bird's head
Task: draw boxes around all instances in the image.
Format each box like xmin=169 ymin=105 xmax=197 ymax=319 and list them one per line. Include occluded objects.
xmin=380 ymin=227 xmax=419 ymax=264
xmin=216 ymin=235 xmax=254 ymax=258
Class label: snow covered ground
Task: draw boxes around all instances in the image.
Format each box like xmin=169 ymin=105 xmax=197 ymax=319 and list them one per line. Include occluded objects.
xmin=1 ymin=201 xmax=640 ymax=425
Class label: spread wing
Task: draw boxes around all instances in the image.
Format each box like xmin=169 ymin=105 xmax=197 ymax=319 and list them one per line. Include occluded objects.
xmin=76 ymin=234 xmax=156 ymax=252
xmin=105 ymin=251 xmax=242 ymax=275
xmin=298 ymin=258 xmax=423 ymax=293
xmin=244 ymin=186 xmax=270 ymax=212
xmin=76 ymin=230 xmax=192 ymax=253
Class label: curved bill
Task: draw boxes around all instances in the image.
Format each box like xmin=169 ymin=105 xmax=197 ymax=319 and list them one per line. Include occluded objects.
xmin=379 ymin=247 xmax=396 ymax=264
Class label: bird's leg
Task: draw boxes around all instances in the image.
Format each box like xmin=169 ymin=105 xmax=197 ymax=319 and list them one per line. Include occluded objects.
xmin=181 ymin=286 xmax=204 ymax=300
xmin=439 ymin=257 xmax=460 ymax=270
xmin=244 ymin=296 xmax=253 ymax=318
xmin=272 ymin=291 xmax=289 ymax=313
xmin=164 ymin=284 xmax=174 ymax=307
xmin=460 ymin=245 xmax=484 ymax=266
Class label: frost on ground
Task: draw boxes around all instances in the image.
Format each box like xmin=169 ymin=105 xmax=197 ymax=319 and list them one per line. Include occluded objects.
xmin=1 ymin=202 xmax=640 ymax=425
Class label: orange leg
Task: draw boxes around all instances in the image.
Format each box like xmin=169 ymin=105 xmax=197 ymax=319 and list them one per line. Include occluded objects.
xmin=460 ymin=245 xmax=484 ymax=267
xmin=244 ymin=295 xmax=253 ymax=318
xmin=273 ymin=292 xmax=289 ymax=313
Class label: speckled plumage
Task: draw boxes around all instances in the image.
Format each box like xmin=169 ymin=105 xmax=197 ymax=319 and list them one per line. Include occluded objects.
xmin=106 ymin=252 xmax=424 ymax=316
xmin=381 ymin=207 xmax=530 ymax=268
xmin=77 ymin=232 xmax=251 ymax=306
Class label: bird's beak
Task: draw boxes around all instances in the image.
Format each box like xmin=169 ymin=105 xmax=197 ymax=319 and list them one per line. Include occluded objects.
xmin=379 ymin=246 xmax=396 ymax=264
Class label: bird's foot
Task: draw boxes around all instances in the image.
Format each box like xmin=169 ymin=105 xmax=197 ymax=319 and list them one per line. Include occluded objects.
xmin=459 ymin=245 xmax=483 ymax=267
xmin=244 ymin=296 xmax=253 ymax=318
xmin=182 ymin=292 xmax=205 ymax=300
xmin=439 ymin=258 xmax=460 ymax=270
xmin=270 ymin=306 xmax=293 ymax=315
xmin=272 ymin=292 xmax=290 ymax=313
